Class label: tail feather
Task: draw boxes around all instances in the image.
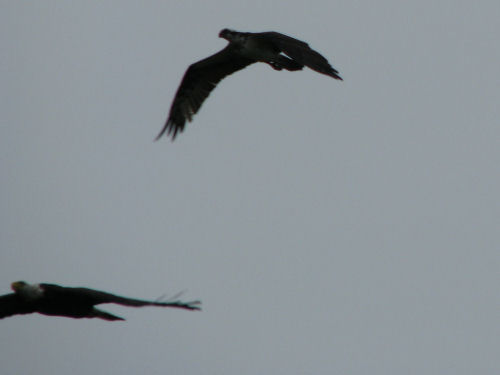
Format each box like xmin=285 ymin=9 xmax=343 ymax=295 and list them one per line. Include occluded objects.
xmin=276 ymin=55 xmax=304 ymax=71
xmin=91 ymin=308 xmax=125 ymax=321
xmin=267 ymin=56 xmax=304 ymax=72
xmin=295 ymin=51 xmax=342 ymax=80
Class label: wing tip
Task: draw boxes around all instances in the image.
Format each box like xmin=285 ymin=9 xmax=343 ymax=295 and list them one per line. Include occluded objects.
xmin=161 ymin=300 xmax=202 ymax=311
xmin=328 ymin=67 xmax=343 ymax=81
xmin=155 ymin=120 xmax=180 ymax=141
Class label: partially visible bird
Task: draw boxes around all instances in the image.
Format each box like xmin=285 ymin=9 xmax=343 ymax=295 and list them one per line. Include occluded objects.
xmin=157 ymin=29 xmax=343 ymax=140
xmin=0 ymin=281 xmax=201 ymax=321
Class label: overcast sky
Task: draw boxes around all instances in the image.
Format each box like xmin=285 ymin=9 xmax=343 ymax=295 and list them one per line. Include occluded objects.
xmin=1 ymin=1 xmax=498 ymax=374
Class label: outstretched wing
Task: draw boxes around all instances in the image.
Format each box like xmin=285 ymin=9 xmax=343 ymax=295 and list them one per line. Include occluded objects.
xmin=0 ymin=293 xmax=36 ymax=319
xmin=157 ymin=45 xmax=256 ymax=140
xmin=66 ymin=287 xmax=201 ymax=311
xmin=258 ymin=32 xmax=342 ymax=80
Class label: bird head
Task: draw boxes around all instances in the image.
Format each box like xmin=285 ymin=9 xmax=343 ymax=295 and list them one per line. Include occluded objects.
xmin=219 ymin=28 xmax=232 ymax=39
xmin=11 ymin=280 xmax=28 ymax=292
xmin=11 ymin=281 xmax=44 ymax=300
xmin=219 ymin=29 xmax=244 ymax=43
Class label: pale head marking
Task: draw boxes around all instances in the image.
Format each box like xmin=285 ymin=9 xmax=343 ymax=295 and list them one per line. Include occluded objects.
xmin=11 ymin=281 xmax=44 ymax=299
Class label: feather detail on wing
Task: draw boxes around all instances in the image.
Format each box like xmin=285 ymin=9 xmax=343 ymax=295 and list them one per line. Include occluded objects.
xmin=156 ymin=45 xmax=255 ymax=140
xmin=98 ymin=291 xmax=201 ymax=311
xmin=54 ymin=287 xmax=201 ymax=311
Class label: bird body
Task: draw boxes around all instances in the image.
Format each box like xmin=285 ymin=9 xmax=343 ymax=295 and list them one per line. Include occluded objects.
xmin=157 ymin=29 xmax=342 ymax=140
xmin=0 ymin=281 xmax=201 ymax=321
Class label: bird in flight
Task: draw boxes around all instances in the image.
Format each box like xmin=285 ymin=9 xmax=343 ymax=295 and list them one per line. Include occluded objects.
xmin=156 ymin=29 xmax=343 ymax=140
xmin=0 ymin=281 xmax=201 ymax=321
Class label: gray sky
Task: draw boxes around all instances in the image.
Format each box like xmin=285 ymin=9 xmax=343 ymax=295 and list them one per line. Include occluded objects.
xmin=1 ymin=1 xmax=498 ymax=374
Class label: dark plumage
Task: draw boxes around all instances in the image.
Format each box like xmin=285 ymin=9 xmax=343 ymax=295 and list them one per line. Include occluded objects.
xmin=157 ymin=29 xmax=343 ymax=140
xmin=0 ymin=281 xmax=201 ymax=321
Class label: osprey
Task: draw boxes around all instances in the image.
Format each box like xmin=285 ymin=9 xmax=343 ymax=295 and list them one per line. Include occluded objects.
xmin=156 ymin=29 xmax=343 ymax=140
xmin=0 ymin=281 xmax=201 ymax=321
